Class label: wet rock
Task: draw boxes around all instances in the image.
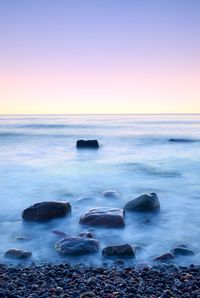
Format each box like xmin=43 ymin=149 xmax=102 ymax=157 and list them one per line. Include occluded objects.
xmin=102 ymin=244 xmax=135 ymax=258
xmin=124 ymin=193 xmax=160 ymax=212
xmin=79 ymin=207 xmax=125 ymax=228
xmin=22 ymin=201 xmax=71 ymax=221
xmin=4 ymin=249 xmax=32 ymax=259
xmin=102 ymin=190 xmax=121 ymax=199
xmin=55 ymin=237 xmax=100 ymax=255
xmin=153 ymin=253 xmax=174 ymax=262
xmin=76 ymin=140 xmax=99 ymax=149
xmin=170 ymin=247 xmax=195 ymax=256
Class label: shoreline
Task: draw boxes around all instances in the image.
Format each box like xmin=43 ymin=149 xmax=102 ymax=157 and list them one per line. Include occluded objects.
xmin=1 ymin=263 xmax=200 ymax=297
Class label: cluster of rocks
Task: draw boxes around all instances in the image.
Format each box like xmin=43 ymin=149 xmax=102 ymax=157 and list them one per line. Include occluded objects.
xmin=4 ymin=192 xmax=196 ymax=263
xmin=1 ymin=263 xmax=200 ymax=298
xmin=4 ymin=193 xmax=162 ymax=261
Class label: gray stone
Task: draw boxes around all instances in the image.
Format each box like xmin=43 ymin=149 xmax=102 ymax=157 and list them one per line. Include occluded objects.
xmin=55 ymin=237 xmax=100 ymax=255
xmin=102 ymin=244 xmax=135 ymax=258
xmin=170 ymin=247 xmax=195 ymax=256
xmin=4 ymin=249 xmax=32 ymax=259
xmin=124 ymin=193 xmax=160 ymax=212
xmin=22 ymin=201 xmax=71 ymax=221
xmin=79 ymin=207 xmax=125 ymax=228
xmin=153 ymin=253 xmax=174 ymax=262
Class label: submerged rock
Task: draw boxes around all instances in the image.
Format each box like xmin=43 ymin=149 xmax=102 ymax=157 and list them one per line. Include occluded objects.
xmin=55 ymin=237 xmax=100 ymax=255
xmin=124 ymin=193 xmax=160 ymax=212
xmin=79 ymin=207 xmax=125 ymax=228
xmin=102 ymin=244 xmax=135 ymax=258
xmin=102 ymin=190 xmax=121 ymax=199
xmin=169 ymin=138 xmax=196 ymax=143
xmin=153 ymin=253 xmax=174 ymax=262
xmin=22 ymin=201 xmax=71 ymax=221
xmin=79 ymin=232 xmax=94 ymax=238
xmin=170 ymin=246 xmax=195 ymax=256
xmin=76 ymin=140 xmax=99 ymax=149
xmin=4 ymin=249 xmax=32 ymax=259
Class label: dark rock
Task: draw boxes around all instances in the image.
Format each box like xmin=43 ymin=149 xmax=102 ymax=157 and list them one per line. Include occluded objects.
xmin=4 ymin=249 xmax=32 ymax=259
xmin=79 ymin=207 xmax=125 ymax=228
xmin=55 ymin=237 xmax=100 ymax=255
xmin=102 ymin=190 xmax=121 ymax=199
xmin=76 ymin=140 xmax=99 ymax=149
xmin=124 ymin=193 xmax=160 ymax=212
xmin=169 ymin=138 xmax=196 ymax=143
xmin=153 ymin=253 xmax=174 ymax=262
xmin=170 ymin=247 xmax=195 ymax=256
xmin=102 ymin=244 xmax=135 ymax=258
xmin=22 ymin=201 xmax=71 ymax=221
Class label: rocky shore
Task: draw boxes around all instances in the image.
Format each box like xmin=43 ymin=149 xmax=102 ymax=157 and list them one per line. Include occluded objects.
xmin=1 ymin=263 xmax=200 ymax=298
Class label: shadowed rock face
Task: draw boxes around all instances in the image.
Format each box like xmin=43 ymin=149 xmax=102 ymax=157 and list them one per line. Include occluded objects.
xmin=102 ymin=244 xmax=135 ymax=258
xmin=79 ymin=207 xmax=125 ymax=228
xmin=76 ymin=140 xmax=99 ymax=149
xmin=4 ymin=249 xmax=32 ymax=259
xmin=22 ymin=201 xmax=71 ymax=221
xmin=55 ymin=237 xmax=100 ymax=255
xmin=124 ymin=193 xmax=160 ymax=212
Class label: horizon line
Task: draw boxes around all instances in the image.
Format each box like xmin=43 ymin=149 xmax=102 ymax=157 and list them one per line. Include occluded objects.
xmin=0 ymin=113 xmax=200 ymax=116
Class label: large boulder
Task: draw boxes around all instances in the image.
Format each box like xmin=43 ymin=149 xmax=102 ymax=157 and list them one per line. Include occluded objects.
xmin=79 ymin=208 xmax=125 ymax=228
xmin=55 ymin=237 xmax=100 ymax=255
xmin=102 ymin=190 xmax=121 ymax=199
xmin=76 ymin=140 xmax=99 ymax=149
xmin=124 ymin=193 xmax=160 ymax=212
xmin=102 ymin=244 xmax=135 ymax=258
xmin=22 ymin=201 xmax=71 ymax=221
xmin=4 ymin=249 xmax=32 ymax=259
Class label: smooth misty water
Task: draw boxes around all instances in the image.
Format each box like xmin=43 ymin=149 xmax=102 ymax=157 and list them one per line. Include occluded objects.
xmin=0 ymin=114 xmax=200 ymax=266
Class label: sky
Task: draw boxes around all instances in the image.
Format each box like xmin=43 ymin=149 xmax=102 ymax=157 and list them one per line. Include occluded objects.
xmin=0 ymin=0 xmax=200 ymax=114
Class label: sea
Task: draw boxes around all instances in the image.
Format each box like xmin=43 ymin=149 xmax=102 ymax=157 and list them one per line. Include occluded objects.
xmin=0 ymin=114 xmax=200 ymax=266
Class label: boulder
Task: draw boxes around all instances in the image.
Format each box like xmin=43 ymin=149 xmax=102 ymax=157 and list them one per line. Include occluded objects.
xmin=102 ymin=190 xmax=121 ymax=199
xmin=55 ymin=237 xmax=100 ymax=255
xmin=76 ymin=140 xmax=99 ymax=149
xmin=22 ymin=201 xmax=71 ymax=221
xmin=4 ymin=249 xmax=32 ymax=259
xmin=102 ymin=244 xmax=135 ymax=258
xmin=124 ymin=193 xmax=160 ymax=212
xmin=170 ymin=247 xmax=195 ymax=256
xmin=153 ymin=253 xmax=174 ymax=262
xmin=79 ymin=208 xmax=125 ymax=228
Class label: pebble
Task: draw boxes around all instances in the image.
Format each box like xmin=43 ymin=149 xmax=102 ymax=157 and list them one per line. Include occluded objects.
xmin=1 ymin=263 xmax=200 ymax=297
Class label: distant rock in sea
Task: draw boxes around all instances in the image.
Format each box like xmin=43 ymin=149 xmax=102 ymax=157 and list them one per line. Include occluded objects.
xmin=76 ymin=140 xmax=99 ymax=149
xmin=169 ymin=138 xmax=197 ymax=143
xmin=22 ymin=201 xmax=71 ymax=221
xmin=124 ymin=193 xmax=160 ymax=212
